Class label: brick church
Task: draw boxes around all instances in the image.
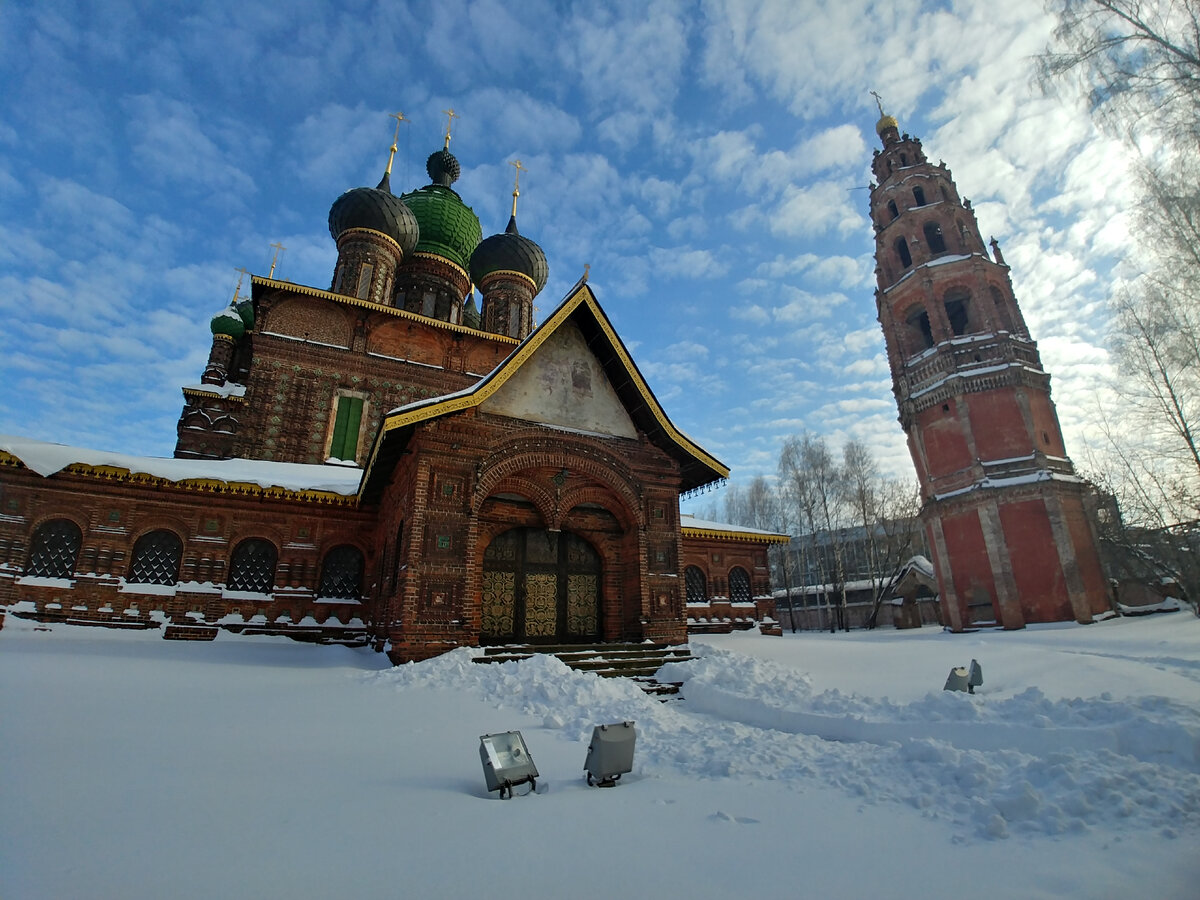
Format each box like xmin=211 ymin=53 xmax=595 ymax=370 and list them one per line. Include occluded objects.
xmin=0 ymin=122 xmax=781 ymax=660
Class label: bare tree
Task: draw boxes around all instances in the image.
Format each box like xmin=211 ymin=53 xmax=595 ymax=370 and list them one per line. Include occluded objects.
xmin=1040 ymin=0 xmax=1200 ymax=147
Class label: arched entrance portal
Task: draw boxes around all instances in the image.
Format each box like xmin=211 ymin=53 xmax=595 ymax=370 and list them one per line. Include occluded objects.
xmin=481 ymin=528 xmax=602 ymax=644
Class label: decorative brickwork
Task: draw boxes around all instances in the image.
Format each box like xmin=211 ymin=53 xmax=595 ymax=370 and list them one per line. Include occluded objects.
xmin=869 ymin=116 xmax=1110 ymax=629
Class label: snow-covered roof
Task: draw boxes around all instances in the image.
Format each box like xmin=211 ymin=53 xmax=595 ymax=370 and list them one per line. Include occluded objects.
xmin=0 ymin=434 xmax=362 ymax=498
xmin=680 ymin=514 xmax=789 ymax=543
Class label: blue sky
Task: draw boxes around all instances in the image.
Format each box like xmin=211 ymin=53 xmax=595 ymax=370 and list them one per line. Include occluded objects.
xmin=0 ymin=0 xmax=1130 ymax=511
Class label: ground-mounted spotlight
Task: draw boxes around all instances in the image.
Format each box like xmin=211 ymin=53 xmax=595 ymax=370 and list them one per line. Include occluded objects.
xmin=479 ymin=731 xmax=539 ymax=799
xmin=944 ymin=666 xmax=970 ymax=692
xmin=584 ymin=721 xmax=636 ymax=787
xmin=967 ymin=658 xmax=983 ymax=693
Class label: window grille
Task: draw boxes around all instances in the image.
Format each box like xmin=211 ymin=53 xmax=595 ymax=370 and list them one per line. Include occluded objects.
xmin=318 ymin=545 xmax=364 ymax=600
xmin=685 ymin=566 xmax=707 ymax=603
xmin=128 ymin=530 xmax=182 ymax=585
xmin=228 ymin=539 xmax=277 ymax=593
xmin=729 ymin=566 xmax=751 ymax=603
xmin=27 ymin=519 xmax=82 ymax=578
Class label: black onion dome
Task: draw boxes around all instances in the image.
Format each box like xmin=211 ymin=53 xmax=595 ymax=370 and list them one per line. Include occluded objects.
xmin=469 ymin=215 xmax=549 ymax=294
xmin=327 ymin=186 xmax=420 ymax=258
xmin=426 ymin=148 xmax=461 ymax=186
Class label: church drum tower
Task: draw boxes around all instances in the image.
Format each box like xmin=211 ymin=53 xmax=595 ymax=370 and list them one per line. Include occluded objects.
xmin=868 ymin=111 xmax=1110 ymax=630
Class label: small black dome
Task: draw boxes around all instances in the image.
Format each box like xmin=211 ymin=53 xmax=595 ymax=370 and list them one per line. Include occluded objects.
xmin=469 ymin=216 xmax=549 ymax=294
xmin=328 ymin=186 xmax=420 ymax=258
xmin=426 ymin=149 xmax=461 ymax=187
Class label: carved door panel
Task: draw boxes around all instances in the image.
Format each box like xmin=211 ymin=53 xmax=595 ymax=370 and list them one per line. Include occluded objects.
xmin=480 ymin=527 xmax=601 ymax=644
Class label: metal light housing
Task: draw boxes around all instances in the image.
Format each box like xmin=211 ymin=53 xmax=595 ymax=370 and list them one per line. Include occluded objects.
xmin=584 ymin=721 xmax=636 ymax=787
xmin=479 ymin=731 xmax=538 ymax=799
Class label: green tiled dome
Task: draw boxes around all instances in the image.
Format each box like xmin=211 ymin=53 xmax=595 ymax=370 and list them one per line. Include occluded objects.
xmin=401 ymin=184 xmax=482 ymax=271
xmin=210 ymin=306 xmax=246 ymax=339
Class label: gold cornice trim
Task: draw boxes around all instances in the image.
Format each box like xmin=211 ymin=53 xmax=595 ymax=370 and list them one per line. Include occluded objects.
xmin=479 ymin=268 xmax=538 ymax=291
xmin=412 ymin=251 xmax=470 ymax=282
xmin=682 ymin=526 xmax=790 ymax=544
xmin=181 ymin=387 xmax=247 ymax=404
xmin=251 ymin=275 xmax=518 ymax=343
xmin=78 ymin=461 xmax=356 ymax=505
xmin=211 ymin=333 xmax=236 ymax=344
xmin=338 ymin=226 xmax=404 ymax=255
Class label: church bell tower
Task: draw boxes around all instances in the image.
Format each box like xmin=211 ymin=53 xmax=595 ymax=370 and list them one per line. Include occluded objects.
xmin=868 ymin=108 xmax=1110 ymax=630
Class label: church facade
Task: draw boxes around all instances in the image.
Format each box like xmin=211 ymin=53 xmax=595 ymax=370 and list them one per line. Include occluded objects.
xmin=0 ymin=128 xmax=780 ymax=660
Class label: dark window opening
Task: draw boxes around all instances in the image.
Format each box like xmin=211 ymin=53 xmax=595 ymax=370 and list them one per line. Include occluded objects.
xmin=27 ymin=518 xmax=82 ymax=579
xmin=913 ymin=186 xmax=926 ymax=206
xmin=685 ymin=566 xmax=707 ymax=603
xmin=887 ymin=200 xmax=899 ymax=221
xmin=729 ymin=567 xmax=751 ymax=603
xmin=989 ymin=285 xmax=1015 ymax=332
xmin=895 ymin=238 xmax=912 ymax=269
xmin=900 ymin=153 xmax=908 ymax=166
xmin=228 ymin=539 xmax=277 ymax=593
xmin=945 ymin=298 xmax=971 ymax=336
xmin=318 ymin=544 xmax=364 ymax=600
xmin=907 ymin=308 xmax=934 ymax=352
xmin=923 ymin=221 xmax=947 ymax=254
xmin=128 ymin=530 xmax=183 ymax=585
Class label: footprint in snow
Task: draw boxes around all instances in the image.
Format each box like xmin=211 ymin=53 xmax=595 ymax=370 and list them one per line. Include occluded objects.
xmin=709 ymin=810 xmax=760 ymax=824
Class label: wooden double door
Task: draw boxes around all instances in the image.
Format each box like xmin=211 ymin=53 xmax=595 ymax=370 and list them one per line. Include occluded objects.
xmin=481 ymin=527 xmax=601 ymax=644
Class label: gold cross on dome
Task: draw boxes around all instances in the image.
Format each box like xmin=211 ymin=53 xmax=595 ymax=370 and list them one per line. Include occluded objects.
xmin=442 ymin=108 xmax=459 ymax=148
xmin=268 ymin=242 xmax=286 ymax=279
xmin=870 ymin=90 xmax=885 ymax=116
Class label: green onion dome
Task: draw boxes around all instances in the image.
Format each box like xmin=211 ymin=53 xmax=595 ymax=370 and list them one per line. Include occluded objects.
xmin=327 ymin=183 xmax=420 ymax=258
xmin=210 ymin=306 xmax=246 ymax=340
xmin=234 ymin=298 xmax=255 ymax=330
xmin=399 ymin=149 xmax=482 ymax=271
xmin=469 ymin=216 xmax=549 ymax=294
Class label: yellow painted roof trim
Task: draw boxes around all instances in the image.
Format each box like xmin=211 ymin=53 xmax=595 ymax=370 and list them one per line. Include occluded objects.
xmin=681 ymin=525 xmax=790 ymax=544
xmin=363 ymin=283 xmax=729 ymax=489
xmin=251 ymin=275 xmax=519 ymax=344
xmin=478 ymin=268 xmax=538 ymax=291
xmin=181 ymin=387 xmax=247 ymax=404
xmin=0 ymin=453 xmax=355 ymax=506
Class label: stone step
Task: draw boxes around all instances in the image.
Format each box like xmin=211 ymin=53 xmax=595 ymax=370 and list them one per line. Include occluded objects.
xmin=473 ymin=642 xmax=694 ymax=696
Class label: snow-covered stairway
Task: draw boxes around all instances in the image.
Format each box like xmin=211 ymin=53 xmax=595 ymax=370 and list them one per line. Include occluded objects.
xmin=473 ymin=642 xmax=693 ymax=695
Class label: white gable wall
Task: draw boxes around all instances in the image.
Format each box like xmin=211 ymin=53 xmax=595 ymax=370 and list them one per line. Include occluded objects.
xmin=479 ymin=321 xmax=638 ymax=438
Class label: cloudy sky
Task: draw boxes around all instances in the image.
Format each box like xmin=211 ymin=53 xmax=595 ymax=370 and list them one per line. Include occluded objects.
xmin=0 ymin=0 xmax=1129 ymax=510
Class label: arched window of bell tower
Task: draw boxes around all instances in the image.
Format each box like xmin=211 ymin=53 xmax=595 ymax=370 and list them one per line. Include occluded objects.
xmin=887 ymin=200 xmax=899 ymax=221
xmin=923 ymin=222 xmax=947 ymax=255
xmin=989 ymin=285 xmax=1016 ymax=332
xmin=944 ymin=289 xmax=974 ymax=336
xmin=913 ymin=185 xmax=926 ymax=207
xmin=900 ymin=152 xmax=908 ymax=166
xmin=905 ymin=307 xmax=934 ymax=355
xmin=895 ymin=237 xmax=912 ymax=270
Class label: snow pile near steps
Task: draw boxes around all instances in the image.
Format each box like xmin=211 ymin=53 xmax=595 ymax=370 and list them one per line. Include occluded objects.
xmin=370 ymin=645 xmax=1200 ymax=841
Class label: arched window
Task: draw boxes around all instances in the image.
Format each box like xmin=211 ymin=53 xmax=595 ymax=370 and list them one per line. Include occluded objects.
xmin=227 ymin=538 xmax=277 ymax=593
xmin=27 ymin=518 xmax=82 ymax=579
xmin=923 ymin=221 xmax=947 ymax=254
xmin=128 ymin=529 xmax=183 ymax=585
xmin=895 ymin=237 xmax=912 ymax=269
xmin=944 ymin=290 xmax=972 ymax=336
xmin=989 ymin=285 xmax=1016 ymax=332
xmin=729 ymin=567 xmax=751 ymax=603
xmin=685 ymin=566 xmax=707 ymax=603
xmin=887 ymin=200 xmax=899 ymax=221
xmin=318 ymin=544 xmax=364 ymax=600
xmin=905 ymin=307 xmax=934 ymax=354
xmin=912 ymin=186 xmax=926 ymax=206
xmin=899 ymin=152 xmax=908 ymax=166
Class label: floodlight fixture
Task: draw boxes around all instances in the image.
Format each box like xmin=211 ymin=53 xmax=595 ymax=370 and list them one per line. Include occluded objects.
xmin=584 ymin=721 xmax=636 ymax=787
xmin=967 ymin=659 xmax=983 ymax=693
xmin=944 ymin=666 xmax=970 ymax=692
xmin=479 ymin=731 xmax=539 ymax=799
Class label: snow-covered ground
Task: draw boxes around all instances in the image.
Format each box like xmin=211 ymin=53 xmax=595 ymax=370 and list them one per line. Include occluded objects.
xmin=2 ymin=614 xmax=1198 ymax=899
